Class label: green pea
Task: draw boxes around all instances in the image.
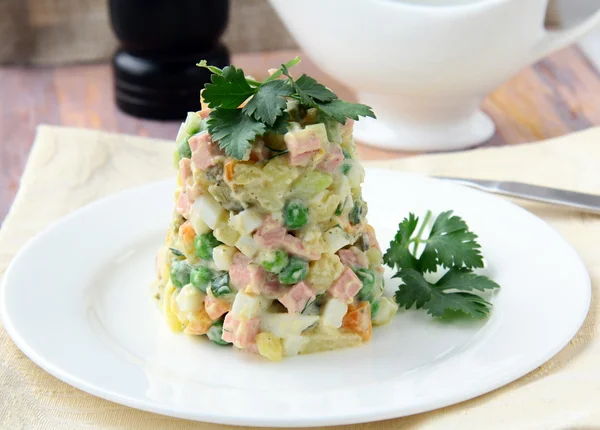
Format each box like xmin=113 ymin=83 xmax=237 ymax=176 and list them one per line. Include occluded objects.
xmin=190 ymin=266 xmax=213 ymax=293
xmin=370 ymin=300 xmax=381 ymax=319
xmin=260 ymin=250 xmax=289 ymax=274
xmin=349 ymin=199 xmax=367 ymax=225
xmin=283 ymin=200 xmax=309 ymax=230
xmin=207 ymin=317 xmax=231 ymax=346
xmin=354 ymin=267 xmax=376 ymax=302
xmin=278 ymin=257 xmax=309 ymax=285
xmin=195 ymin=232 xmax=221 ymax=260
xmin=210 ymin=273 xmax=232 ymax=297
xmin=170 ymin=260 xmax=192 ymax=288
xmin=177 ymin=137 xmax=192 ymax=159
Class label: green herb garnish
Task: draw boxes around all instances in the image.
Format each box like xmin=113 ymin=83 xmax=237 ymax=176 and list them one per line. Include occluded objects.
xmin=384 ymin=211 xmax=500 ymax=319
xmin=197 ymin=57 xmax=375 ymax=160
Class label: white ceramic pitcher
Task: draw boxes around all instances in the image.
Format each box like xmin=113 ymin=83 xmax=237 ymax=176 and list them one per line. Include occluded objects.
xmin=269 ymin=0 xmax=600 ymax=151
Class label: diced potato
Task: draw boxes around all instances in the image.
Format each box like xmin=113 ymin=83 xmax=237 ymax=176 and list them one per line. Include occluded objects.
xmin=366 ymin=247 xmax=383 ymax=267
xmin=260 ymin=313 xmax=319 ymax=338
xmin=212 ymin=244 xmax=236 ymax=271
xmin=282 ymin=335 xmax=310 ymax=357
xmin=309 ymin=191 xmax=340 ymax=224
xmin=213 ymin=223 xmax=240 ymax=247
xmin=176 ymin=284 xmax=205 ymax=313
xmin=192 ymin=195 xmax=226 ymax=230
xmin=256 ymin=332 xmax=283 ymax=361
xmin=372 ymin=297 xmax=399 ymax=326
xmin=307 ymin=253 xmax=344 ymax=294
xmin=301 ymin=327 xmax=362 ymax=354
xmin=321 ymin=298 xmax=348 ymax=328
xmin=231 ymin=293 xmax=270 ymax=319
xmin=229 ymin=208 xmax=263 ymax=235
xmin=324 ymin=226 xmax=350 ymax=254
xmin=162 ymin=282 xmax=183 ymax=332
xmin=235 ymin=235 xmax=259 ymax=258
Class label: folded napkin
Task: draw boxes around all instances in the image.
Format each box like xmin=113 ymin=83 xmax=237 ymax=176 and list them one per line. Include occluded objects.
xmin=1 ymin=125 xmax=599 ymax=429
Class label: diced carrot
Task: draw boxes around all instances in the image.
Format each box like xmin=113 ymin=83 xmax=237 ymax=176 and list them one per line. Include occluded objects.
xmin=184 ymin=306 xmax=213 ymax=335
xmin=178 ymin=221 xmax=196 ymax=254
xmin=342 ymin=302 xmax=372 ymax=341
xmin=204 ymin=295 xmax=232 ymax=320
xmin=224 ymin=160 xmax=237 ymax=182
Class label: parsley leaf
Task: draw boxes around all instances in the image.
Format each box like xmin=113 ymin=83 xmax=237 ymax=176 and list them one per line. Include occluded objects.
xmin=383 ymin=213 xmax=419 ymax=272
xmin=419 ymin=210 xmax=484 ymax=272
xmin=207 ymin=108 xmax=266 ymax=159
xmin=385 ymin=210 xmax=500 ymax=320
xmin=315 ymin=100 xmax=376 ymax=125
xmin=266 ymin=111 xmax=291 ymax=135
xmin=242 ymin=80 xmax=293 ymax=126
xmin=295 ymin=74 xmax=338 ymax=103
xmin=395 ymin=268 xmax=498 ymax=319
xmin=202 ymin=66 xmax=255 ymax=109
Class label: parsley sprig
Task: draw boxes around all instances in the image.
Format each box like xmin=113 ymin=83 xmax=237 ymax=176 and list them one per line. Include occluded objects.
xmin=197 ymin=57 xmax=375 ymax=159
xmin=384 ymin=211 xmax=500 ymax=319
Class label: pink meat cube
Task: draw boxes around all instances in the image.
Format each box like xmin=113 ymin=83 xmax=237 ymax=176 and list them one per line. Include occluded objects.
xmin=222 ymin=314 xmax=260 ymax=349
xmin=337 ymin=247 xmax=369 ymax=269
xmin=189 ymin=132 xmax=224 ymax=170
xmin=254 ymin=217 xmax=321 ymax=261
xmin=285 ymin=131 xmax=321 ymax=166
xmin=279 ymin=281 xmax=316 ymax=313
xmin=317 ymin=144 xmax=344 ymax=173
xmin=329 ymin=267 xmax=362 ymax=303
xmin=229 ymin=253 xmax=267 ymax=293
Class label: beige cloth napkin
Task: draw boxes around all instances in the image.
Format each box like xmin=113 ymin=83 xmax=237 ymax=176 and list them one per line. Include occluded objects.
xmin=1 ymin=125 xmax=599 ymax=429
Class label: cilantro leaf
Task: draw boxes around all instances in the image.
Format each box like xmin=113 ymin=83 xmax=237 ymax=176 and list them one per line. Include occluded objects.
xmin=435 ymin=267 xmax=500 ymax=292
xmin=202 ymin=66 xmax=255 ymax=109
xmin=395 ymin=268 xmax=497 ymax=319
xmin=424 ymin=291 xmax=493 ymax=319
xmin=315 ymin=100 xmax=376 ymax=125
xmin=394 ymin=269 xmax=433 ymax=310
xmin=207 ymin=108 xmax=266 ymax=159
xmin=295 ymin=74 xmax=338 ymax=102
xmin=419 ymin=211 xmax=484 ymax=272
xmin=242 ymin=80 xmax=293 ymax=126
xmin=383 ymin=213 xmax=419 ymax=272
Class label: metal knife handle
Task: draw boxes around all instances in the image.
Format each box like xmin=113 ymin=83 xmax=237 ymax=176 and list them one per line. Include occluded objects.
xmin=434 ymin=177 xmax=600 ymax=215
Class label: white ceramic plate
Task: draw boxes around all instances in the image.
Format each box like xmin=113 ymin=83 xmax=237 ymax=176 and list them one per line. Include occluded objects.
xmin=1 ymin=170 xmax=590 ymax=427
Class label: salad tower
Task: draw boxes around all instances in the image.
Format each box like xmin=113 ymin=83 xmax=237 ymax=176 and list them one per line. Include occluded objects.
xmin=153 ymin=58 xmax=399 ymax=360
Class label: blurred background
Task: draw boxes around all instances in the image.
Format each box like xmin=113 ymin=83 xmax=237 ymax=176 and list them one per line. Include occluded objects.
xmin=1 ymin=0 xmax=600 ymax=224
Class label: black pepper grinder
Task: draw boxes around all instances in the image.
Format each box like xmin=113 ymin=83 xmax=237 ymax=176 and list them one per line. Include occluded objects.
xmin=109 ymin=0 xmax=230 ymax=120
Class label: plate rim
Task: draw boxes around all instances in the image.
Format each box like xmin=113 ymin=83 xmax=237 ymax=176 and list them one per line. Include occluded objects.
xmin=0 ymin=169 xmax=592 ymax=427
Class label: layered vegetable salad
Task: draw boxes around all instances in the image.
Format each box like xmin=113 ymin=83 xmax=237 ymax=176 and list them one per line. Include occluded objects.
xmin=153 ymin=63 xmax=398 ymax=360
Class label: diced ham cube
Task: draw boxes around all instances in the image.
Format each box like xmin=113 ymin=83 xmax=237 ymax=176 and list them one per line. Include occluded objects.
xmin=204 ymin=295 xmax=232 ymax=320
xmin=185 ymin=182 xmax=202 ymax=202
xmin=254 ymin=217 xmax=321 ymax=261
xmin=179 ymin=158 xmax=193 ymax=184
xmin=329 ymin=267 xmax=362 ymax=303
xmin=279 ymin=281 xmax=316 ymax=314
xmin=189 ymin=132 xmax=224 ymax=170
xmin=285 ymin=131 xmax=321 ymax=166
xmin=337 ymin=246 xmax=369 ymax=269
xmin=198 ymin=108 xmax=210 ymax=119
xmin=317 ymin=144 xmax=344 ymax=173
xmin=229 ymin=253 xmax=267 ymax=293
xmin=249 ymin=142 xmax=271 ymax=162
xmin=222 ymin=313 xmax=260 ymax=349
xmin=176 ymin=190 xmax=191 ymax=218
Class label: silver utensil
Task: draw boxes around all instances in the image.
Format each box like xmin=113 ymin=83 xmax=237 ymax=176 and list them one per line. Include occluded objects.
xmin=433 ymin=176 xmax=600 ymax=215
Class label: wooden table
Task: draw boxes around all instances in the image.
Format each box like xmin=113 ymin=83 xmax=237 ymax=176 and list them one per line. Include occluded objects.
xmin=1 ymin=47 xmax=600 ymax=223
